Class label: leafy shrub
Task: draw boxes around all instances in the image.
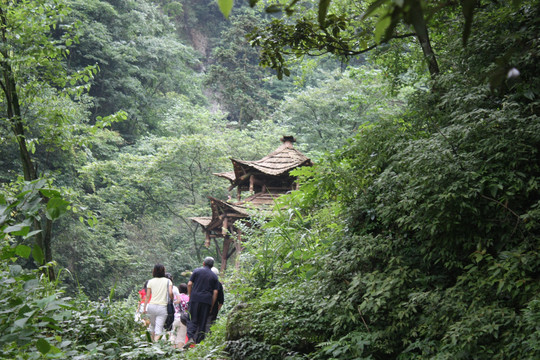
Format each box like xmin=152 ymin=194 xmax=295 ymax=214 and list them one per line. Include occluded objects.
xmin=0 ymin=258 xmax=72 ymax=358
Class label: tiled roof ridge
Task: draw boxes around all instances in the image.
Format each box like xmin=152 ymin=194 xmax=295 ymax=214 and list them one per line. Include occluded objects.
xmin=231 ymin=140 xmax=311 ymax=176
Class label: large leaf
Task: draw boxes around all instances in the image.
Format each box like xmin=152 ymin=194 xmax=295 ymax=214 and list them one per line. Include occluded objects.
xmin=374 ymin=15 xmax=392 ymax=43
xmin=362 ymin=0 xmax=390 ymax=20
xmin=23 ymin=229 xmax=42 ymax=240
xmin=3 ymin=223 xmax=30 ymax=235
xmin=33 ymin=244 xmax=44 ymax=265
xmin=14 ymin=317 xmax=30 ymax=328
xmin=217 ymin=0 xmax=234 ymax=18
xmin=45 ymin=197 xmax=69 ymax=220
xmin=10 ymin=264 xmax=23 ymax=276
xmin=0 ymin=204 xmax=8 ymax=224
xmin=36 ymin=338 xmax=51 ymax=354
xmin=22 ymin=179 xmax=46 ymax=193
xmin=39 ymin=189 xmax=61 ymax=198
xmin=15 ymin=244 xmax=32 ymax=258
xmin=24 ymin=279 xmax=40 ymax=291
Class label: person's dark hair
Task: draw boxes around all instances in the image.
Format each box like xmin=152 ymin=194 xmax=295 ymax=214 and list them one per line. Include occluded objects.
xmin=203 ymin=256 xmax=214 ymax=268
xmin=153 ymin=264 xmax=166 ymax=278
xmin=143 ymin=280 xmax=149 ymax=290
xmin=165 ymin=272 xmax=173 ymax=282
xmin=179 ymin=283 xmax=188 ymax=294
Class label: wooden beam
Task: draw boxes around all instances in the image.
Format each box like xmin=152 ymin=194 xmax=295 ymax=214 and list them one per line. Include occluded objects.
xmin=213 ymin=238 xmax=222 ymax=262
xmin=226 ymin=246 xmax=236 ymax=260
xmin=248 ymin=175 xmax=266 ymax=190
xmin=225 ymin=213 xmax=248 ymax=218
xmin=220 ymin=236 xmax=232 ymax=273
xmin=222 ymin=216 xmax=229 ymax=236
xmin=205 ymin=231 xmax=211 ymax=248
xmin=239 ymin=172 xmax=253 ymax=181
xmin=235 ymin=229 xmax=243 ymax=269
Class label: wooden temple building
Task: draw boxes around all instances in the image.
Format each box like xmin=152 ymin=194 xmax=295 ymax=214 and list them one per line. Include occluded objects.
xmin=190 ymin=136 xmax=312 ymax=272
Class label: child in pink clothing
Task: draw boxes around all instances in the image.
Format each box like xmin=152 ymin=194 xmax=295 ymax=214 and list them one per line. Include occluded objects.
xmin=170 ymin=283 xmax=190 ymax=348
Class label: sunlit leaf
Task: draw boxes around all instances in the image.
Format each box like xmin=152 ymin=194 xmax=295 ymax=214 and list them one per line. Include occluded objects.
xmin=109 ymin=282 xmax=116 ymax=301
xmin=36 ymin=338 xmax=51 ymax=354
xmin=33 ymin=244 xmax=45 ymax=265
xmin=362 ymin=0 xmax=389 ymax=20
xmin=14 ymin=317 xmax=30 ymax=328
xmin=374 ymin=15 xmax=391 ymax=43
xmin=46 ymin=197 xmax=69 ymax=220
xmin=39 ymin=189 xmax=61 ymax=198
xmin=10 ymin=264 xmax=23 ymax=276
xmin=15 ymin=244 xmax=32 ymax=258
xmin=24 ymin=229 xmax=42 ymax=239
xmin=24 ymin=279 xmax=40 ymax=291
xmin=3 ymin=223 xmax=29 ymax=235
xmin=217 ymin=0 xmax=233 ymax=18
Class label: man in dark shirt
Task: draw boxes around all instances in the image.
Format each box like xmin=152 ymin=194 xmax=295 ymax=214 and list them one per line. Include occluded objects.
xmin=204 ymin=267 xmax=224 ymax=334
xmin=185 ymin=257 xmax=218 ymax=346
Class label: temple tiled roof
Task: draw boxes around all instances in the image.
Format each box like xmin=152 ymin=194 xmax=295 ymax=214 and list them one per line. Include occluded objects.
xmin=238 ymin=191 xmax=287 ymax=206
xmin=231 ymin=139 xmax=312 ymax=177
xmin=209 ymin=196 xmax=250 ymax=218
xmin=191 ymin=136 xmax=311 ymax=235
xmin=190 ymin=137 xmax=313 ymax=271
xmin=190 ymin=217 xmax=212 ymax=227
xmin=213 ymin=171 xmax=236 ymax=182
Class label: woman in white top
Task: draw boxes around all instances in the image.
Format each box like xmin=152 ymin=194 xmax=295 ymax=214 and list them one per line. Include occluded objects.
xmin=143 ymin=264 xmax=173 ymax=341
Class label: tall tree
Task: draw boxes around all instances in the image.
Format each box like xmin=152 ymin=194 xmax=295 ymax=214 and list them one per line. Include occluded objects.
xmin=0 ymin=0 xmax=74 ymax=278
xmin=0 ymin=0 xmax=118 ymax=279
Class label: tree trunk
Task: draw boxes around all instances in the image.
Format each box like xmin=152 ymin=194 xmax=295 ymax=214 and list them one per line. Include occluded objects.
xmin=0 ymin=8 xmax=55 ymax=280
xmin=408 ymin=1 xmax=440 ymax=78
xmin=221 ymin=236 xmax=232 ymax=273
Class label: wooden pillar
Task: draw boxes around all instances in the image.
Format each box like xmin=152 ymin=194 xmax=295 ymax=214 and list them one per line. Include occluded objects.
xmin=213 ymin=237 xmax=222 ymax=263
xmin=222 ymin=216 xmax=229 ymax=236
xmin=235 ymin=229 xmax=243 ymax=269
xmin=249 ymin=175 xmax=255 ymax=193
xmin=204 ymin=231 xmax=211 ymax=248
xmin=221 ymin=236 xmax=232 ymax=273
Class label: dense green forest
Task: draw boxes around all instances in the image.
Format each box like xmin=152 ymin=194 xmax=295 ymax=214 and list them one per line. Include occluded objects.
xmin=0 ymin=0 xmax=538 ymax=358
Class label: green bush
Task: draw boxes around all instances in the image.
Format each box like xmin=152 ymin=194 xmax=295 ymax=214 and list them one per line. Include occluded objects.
xmin=0 ymin=259 xmax=72 ymax=358
xmin=223 ymin=1 xmax=540 ymax=359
